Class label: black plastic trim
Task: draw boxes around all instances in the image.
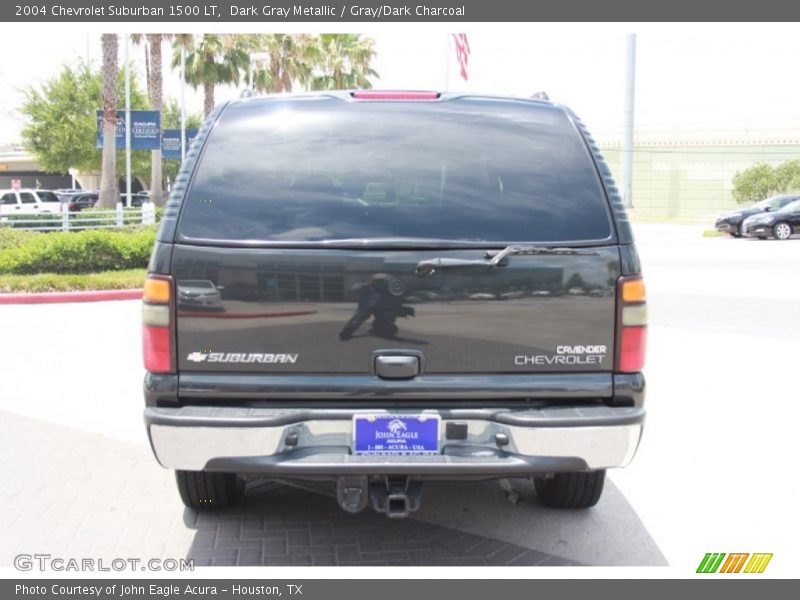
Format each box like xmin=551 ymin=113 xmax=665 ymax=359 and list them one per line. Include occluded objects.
xmin=204 ymin=454 xmax=588 ymax=478
xmin=144 ymin=373 xmax=179 ymax=407
xmin=177 ymin=373 xmax=614 ymax=401
xmin=612 ymin=373 xmax=646 ymax=407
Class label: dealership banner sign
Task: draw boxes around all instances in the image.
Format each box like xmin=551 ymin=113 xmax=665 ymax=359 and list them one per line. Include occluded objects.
xmin=96 ymin=110 xmax=161 ymax=151
xmin=162 ymin=129 xmax=199 ymax=160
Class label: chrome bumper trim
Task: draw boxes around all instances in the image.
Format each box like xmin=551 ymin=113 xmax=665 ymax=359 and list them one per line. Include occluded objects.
xmin=145 ymin=405 xmax=644 ymax=475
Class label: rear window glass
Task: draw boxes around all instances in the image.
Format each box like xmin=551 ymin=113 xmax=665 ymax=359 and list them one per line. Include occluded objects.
xmin=36 ymin=191 xmax=60 ymax=203
xmin=178 ymin=98 xmax=613 ymax=244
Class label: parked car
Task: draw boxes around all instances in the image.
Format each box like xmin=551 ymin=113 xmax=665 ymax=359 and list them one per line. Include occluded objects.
xmin=65 ymin=191 xmax=99 ymax=212
xmin=177 ymin=280 xmax=224 ymax=311
xmin=31 ymin=189 xmax=62 ymax=208
xmin=142 ymin=91 xmax=647 ymax=515
xmin=714 ymin=194 xmax=800 ymax=237
xmin=742 ymin=199 xmax=800 ymax=240
xmin=122 ymin=192 xmax=150 ymax=207
xmin=55 ymin=188 xmax=85 ymax=201
xmin=0 ymin=188 xmax=62 ymax=218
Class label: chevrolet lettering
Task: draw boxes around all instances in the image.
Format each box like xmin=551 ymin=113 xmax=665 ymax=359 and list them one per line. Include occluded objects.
xmin=142 ymin=90 xmax=648 ymax=517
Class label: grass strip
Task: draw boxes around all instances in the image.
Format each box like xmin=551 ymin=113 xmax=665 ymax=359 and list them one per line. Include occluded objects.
xmin=0 ymin=269 xmax=146 ymax=293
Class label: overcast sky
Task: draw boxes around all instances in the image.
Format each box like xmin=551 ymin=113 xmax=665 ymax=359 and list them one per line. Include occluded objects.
xmin=1 ymin=23 xmax=799 ymax=145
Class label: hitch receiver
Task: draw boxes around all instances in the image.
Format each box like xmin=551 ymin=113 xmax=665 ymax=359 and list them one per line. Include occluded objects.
xmin=370 ymin=477 xmax=422 ymax=518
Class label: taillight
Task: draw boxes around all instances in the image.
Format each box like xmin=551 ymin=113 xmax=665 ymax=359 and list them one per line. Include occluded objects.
xmin=616 ymin=276 xmax=647 ymax=373
xmin=142 ymin=274 xmax=175 ymax=373
xmin=351 ymin=91 xmax=440 ymax=101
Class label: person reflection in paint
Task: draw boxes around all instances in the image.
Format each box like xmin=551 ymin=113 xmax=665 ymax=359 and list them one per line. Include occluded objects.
xmin=339 ymin=274 xmax=415 ymax=340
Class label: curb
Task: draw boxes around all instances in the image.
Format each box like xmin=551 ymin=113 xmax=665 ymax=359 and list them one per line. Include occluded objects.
xmin=0 ymin=289 xmax=143 ymax=305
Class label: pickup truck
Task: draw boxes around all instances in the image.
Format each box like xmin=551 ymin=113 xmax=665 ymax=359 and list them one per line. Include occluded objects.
xmin=142 ymin=91 xmax=647 ymax=517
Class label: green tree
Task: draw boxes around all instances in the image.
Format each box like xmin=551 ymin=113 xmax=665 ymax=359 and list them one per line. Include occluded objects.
xmin=248 ymin=34 xmax=320 ymax=93
xmin=132 ymin=33 xmax=175 ymax=206
xmin=161 ymin=98 xmax=203 ymax=130
xmin=773 ymin=159 xmax=800 ymax=193
xmin=160 ymin=99 xmax=203 ymax=186
xmin=173 ymin=34 xmax=251 ymax=117
xmin=20 ymin=62 xmax=150 ymax=191
xmin=311 ymin=34 xmax=378 ymax=90
xmin=731 ymin=161 xmax=800 ymax=204
xmin=565 ymin=273 xmax=586 ymax=290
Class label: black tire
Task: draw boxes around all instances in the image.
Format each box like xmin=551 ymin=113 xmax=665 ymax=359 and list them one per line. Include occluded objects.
xmin=729 ymin=232 xmax=740 ymax=238
xmin=773 ymin=222 xmax=793 ymax=240
xmin=534 ymin=470 xmax=606 ymax=509
xmin=175 ymin=470 xmax=244 ymax=510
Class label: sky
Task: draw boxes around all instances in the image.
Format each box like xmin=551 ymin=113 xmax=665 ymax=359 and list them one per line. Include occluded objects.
xmin=2 ymin=23 xmax=800 ymax=146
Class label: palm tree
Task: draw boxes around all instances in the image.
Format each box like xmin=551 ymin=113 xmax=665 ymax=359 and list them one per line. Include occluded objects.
xmin=311 ymin=34 xmax=378 ymax=91
xmin=248 ymin=34 xmax=320 ymax=93
xmin=98 ymin=33 xmax=118 ymax=208
xmin=174 ymin=34 xmax=250 ymax=117
xmin=132 ymin=33 xmax=171 ymax=206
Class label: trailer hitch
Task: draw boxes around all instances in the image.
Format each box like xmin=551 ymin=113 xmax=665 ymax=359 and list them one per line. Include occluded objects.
xmin=371 ymin=476 xmax=422 ymax=518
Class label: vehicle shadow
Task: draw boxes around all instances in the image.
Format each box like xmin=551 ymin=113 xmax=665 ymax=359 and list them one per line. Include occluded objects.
xmin=181 ymin=478 xmax=665 ymax=567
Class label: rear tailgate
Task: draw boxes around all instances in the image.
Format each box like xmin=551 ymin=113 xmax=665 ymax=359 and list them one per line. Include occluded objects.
xmin=173 ymin=245 xmax=618 ymax=375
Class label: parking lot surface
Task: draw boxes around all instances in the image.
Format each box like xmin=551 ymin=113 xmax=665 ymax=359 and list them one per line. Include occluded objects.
xmin=3 ymin=223 xmax=797 ymax=569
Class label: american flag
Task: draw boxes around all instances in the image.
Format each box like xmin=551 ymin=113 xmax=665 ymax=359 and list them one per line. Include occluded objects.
xmin=452 ymin=34 xmax=471 ymax=82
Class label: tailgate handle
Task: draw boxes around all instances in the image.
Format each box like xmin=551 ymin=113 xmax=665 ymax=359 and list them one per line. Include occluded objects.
xmin=375 ymin=355 xmax=420 ymax=379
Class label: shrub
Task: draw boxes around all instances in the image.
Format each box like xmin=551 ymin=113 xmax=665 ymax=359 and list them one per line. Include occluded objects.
xmin=0 ymin=226 xmax=157 ymax=274
xmin=0 ymin=227 xmax=41 ymax=250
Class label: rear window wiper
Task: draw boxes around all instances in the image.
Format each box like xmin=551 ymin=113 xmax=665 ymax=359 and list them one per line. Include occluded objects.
xmin=415 ymin=245 xmax=597 ymax=276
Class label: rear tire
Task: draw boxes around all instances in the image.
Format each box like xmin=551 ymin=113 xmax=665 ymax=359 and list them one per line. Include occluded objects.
xmin=175 ymin=470 xmax=244 ymax=510
xmin=534 ymin=470 xmax=605 ymax=508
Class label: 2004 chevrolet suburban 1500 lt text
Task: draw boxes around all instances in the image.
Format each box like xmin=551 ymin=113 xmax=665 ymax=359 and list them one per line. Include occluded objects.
xmin=142 ymin=91 xmax=647 ymax=517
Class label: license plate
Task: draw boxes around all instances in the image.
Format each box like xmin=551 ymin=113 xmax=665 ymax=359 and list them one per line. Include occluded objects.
xmin=353 ymin=414 xmax=440 ymax=455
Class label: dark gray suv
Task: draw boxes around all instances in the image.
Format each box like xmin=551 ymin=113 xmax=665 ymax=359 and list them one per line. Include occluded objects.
xmin=142 ymin=91 xmax=647 ymax=517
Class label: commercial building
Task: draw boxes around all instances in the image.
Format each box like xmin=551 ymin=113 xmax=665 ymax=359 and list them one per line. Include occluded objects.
xmin=599 ymin=129 xmax=800 ymax=219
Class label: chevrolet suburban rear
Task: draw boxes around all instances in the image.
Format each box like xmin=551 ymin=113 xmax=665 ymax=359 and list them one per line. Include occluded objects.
xmin=142 ymin=91 xmax=647 ymax=516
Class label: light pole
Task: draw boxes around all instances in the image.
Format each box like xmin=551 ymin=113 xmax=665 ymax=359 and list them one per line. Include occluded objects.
xmin=124 ymin=34 xmax=132 ymax=208
xmin=621 ymin=33 xmax=637 ymax=210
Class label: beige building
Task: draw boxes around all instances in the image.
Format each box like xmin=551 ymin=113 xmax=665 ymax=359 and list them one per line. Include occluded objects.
xmin=598 ymin=130 xmax=800 ymax=219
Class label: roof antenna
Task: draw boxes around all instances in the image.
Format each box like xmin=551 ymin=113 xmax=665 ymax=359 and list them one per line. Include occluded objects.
xmin=531 ymin=91 xmax=550 ymax=100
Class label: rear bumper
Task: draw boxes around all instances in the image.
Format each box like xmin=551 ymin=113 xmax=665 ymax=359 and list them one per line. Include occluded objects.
xmin=144 ymin=405 xmax=645 ymax=478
